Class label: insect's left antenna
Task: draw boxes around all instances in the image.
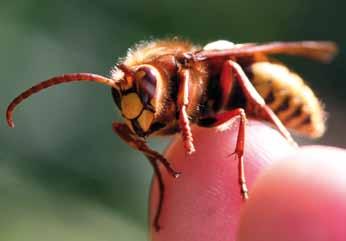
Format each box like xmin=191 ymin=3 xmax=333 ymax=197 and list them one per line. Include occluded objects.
xmin=6 ymin=73 xmax=119 ymax=128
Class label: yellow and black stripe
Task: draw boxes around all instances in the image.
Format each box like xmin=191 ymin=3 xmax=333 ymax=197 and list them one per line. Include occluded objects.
xmin=250 ymin=62 xmax=325 ymax=138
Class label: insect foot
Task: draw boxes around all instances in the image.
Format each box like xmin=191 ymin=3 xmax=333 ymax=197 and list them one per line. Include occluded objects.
xmin=149 ymin=121 xmax=295 ymax=241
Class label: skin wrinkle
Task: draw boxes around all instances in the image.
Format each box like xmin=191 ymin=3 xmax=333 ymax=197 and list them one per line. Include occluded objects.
xmin=150 ymin=120 xmax=295 ymax=241
xmin=238 ymin=146 xmax=346 ymax=241
xmin=150 ymin=126 xmax=346 ymax=241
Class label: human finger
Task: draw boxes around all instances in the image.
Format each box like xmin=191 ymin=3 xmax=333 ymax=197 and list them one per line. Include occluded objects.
xmin=238 ymin=146 xmax=346 ymax=241
xmin=149 ymin=120 xmax=295 ymax=241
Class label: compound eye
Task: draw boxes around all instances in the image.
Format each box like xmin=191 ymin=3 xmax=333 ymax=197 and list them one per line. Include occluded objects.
xmin=135 ymin=66 xmax=157 ymax=106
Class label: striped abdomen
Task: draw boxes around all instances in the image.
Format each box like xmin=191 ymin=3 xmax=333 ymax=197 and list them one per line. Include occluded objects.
xmin=249 ymin=62 xmax=325 ymax=138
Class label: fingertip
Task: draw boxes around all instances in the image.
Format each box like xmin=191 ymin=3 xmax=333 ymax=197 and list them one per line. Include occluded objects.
xmin=238 ymin=146 xmax=346 ymax=241
xmin=150 ymin=120 xmax=295 ymax=241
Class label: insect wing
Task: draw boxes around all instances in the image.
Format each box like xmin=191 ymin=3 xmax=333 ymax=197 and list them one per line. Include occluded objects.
xmin=195 ymin=41 xmax=338 ymax=62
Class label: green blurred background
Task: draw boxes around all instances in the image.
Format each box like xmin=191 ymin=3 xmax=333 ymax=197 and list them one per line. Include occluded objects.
xmin=0 ymin=0 xmax=345 ymax=240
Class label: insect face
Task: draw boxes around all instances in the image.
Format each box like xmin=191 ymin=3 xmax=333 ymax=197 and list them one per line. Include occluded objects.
xmin=112 ymin=64 xmax=166 ymax=137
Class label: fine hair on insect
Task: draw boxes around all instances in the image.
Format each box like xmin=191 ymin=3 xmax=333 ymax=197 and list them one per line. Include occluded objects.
xmin=6 ymin=38 xmax=338 ymax=231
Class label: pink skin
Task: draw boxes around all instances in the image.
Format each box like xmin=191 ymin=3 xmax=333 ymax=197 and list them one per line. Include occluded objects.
xmin=149 ymin=120 xmax=296 ymax=241
xmin=238 ymin=146 xmax=346 ymax=241
xmin=149 ymin=120 xmax=346 ymax=241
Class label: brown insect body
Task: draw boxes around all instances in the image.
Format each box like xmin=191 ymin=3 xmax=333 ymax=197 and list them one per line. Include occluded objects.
xmin=111 ymin=40 xmax=208 ymax=137
xmin=6 ymin=38 xmax=337 ymax=231
xmin=249 ymin=61 xmax=325 ymax=138
xmin=114 ymin=39 xmax=325 ymax=139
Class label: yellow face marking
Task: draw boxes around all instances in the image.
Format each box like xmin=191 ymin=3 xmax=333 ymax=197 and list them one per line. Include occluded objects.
xmin=137 ymin=110 xmax=154 ymax=132
xmin=135 ymin=70 xmax=146 ymax=80
xmin=121 ymin=76 xmax=134 ymax=90
xmin=121 ymin=93 xmax=143 ymax=119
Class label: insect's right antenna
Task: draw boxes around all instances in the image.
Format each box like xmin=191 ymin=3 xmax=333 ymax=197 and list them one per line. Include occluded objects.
xmin=6 ymin=73 xmax=118 ymax=128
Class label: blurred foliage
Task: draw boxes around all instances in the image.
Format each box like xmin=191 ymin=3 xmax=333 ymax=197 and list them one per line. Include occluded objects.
xmin=0 ymin=0 xmax=345 ymax=240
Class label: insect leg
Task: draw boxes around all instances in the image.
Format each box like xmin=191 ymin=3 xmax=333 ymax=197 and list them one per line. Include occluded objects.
xmin=224 ymin=60 xmax=296 ymax=146
xmin=112 ymin=122 xmax=180 ymax=231
xmin=112 ymin=122 xmax=180 ymax=178
xmin=177 ymin=68 xmax=195 ymax=154
xmin=148 ymin=156 xmax=165 ymax=231
xmin=198 ymin=108 xmax=249 ymax=200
